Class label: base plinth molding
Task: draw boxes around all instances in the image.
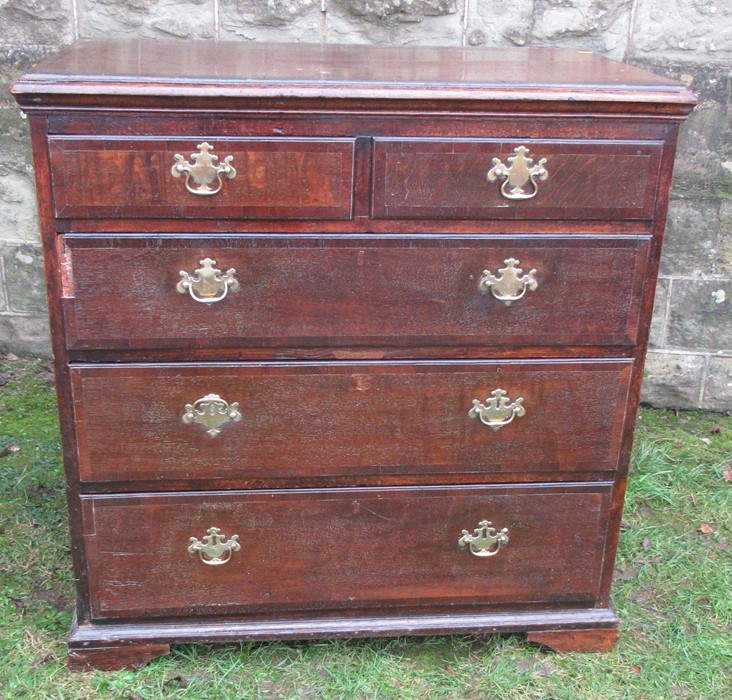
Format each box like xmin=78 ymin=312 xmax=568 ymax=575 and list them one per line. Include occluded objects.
xmin=68 ymin=607 xmax=619 ymax=670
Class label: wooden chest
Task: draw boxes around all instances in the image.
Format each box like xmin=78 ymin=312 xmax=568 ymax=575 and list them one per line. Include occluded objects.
xmin=12 ymin=40 xmax=696 ymax=671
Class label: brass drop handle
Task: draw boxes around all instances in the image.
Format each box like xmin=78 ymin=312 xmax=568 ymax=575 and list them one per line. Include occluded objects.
xmin=487 ymin=145 xmax=548 ymax=200
xmin=177 ymin=258 xmax=240 ymax=303
xmin=182 ymin=393 xmax=242 ymax=437
xmin=171 ymin=142 xmax=236 ymax=196
xmin=188 ymin=527 xmax=241 ymax=566
xmin=459 ymin=520 xmax=509 ymax=557
xmin=469 ymin=389 xmax=525 ymax=431
xmin=478 ymin=258 xmax=537 ymax=306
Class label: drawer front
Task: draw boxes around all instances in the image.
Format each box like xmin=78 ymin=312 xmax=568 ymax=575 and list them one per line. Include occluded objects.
xmin=373 ymin=139 xmax=663 ymax=220
xmin=62 ymin=235 xmax=649 ymax=351
xmin=82 ymin=483 xmax=612 ymax=619
xmin=49 ymin=137 xmax=355 ymax=220
xmin=71 ymin=360 xmax=632 ymax=484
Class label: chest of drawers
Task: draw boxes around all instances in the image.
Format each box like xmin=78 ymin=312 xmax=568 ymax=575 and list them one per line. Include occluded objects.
xmin=12 ymin=40 xmax=696 ymax=671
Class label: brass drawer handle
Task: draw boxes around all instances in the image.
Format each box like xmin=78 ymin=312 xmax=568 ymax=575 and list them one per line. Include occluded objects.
xmin=459 ymin=520 xmax=509 ymax=557
xmin=487 ymin=145 xmax=548 ymax=200
xmin=469 ymin=389 xmax=525 ymax=431
xmin=177 ymin=258 xmax=240 ymax=303
xmin=188 ymin=527 xmax=241 ymax=566
xmin=171 ymin=142 xmax=236 ymax=196
xmin=182 ymin=393 xmax=242 ymax=437
xmin=478 ymin=258 xmax=537 ymax=305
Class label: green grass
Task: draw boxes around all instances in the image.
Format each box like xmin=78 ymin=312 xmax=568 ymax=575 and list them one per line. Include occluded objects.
xmin=0 ymin=354 xmax=730 ymax=699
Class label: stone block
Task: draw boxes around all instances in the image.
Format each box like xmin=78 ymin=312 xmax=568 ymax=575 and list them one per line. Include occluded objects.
xmin=467 ymin=0 xmax=631 ymax=54
xmin=0 ymin=0 xmax=74 ymax=46
xmin=666 ymin=279 xmax=732 ymax=351
xmin=630 ymin=0 xmax=732 ymax=65
xmin=659 ymin=198 xmax=720 ymax=278
xmin=0 ymin=173 xmax=40 ymax=244
xmin=628 ymin=62 xmax=731 ymax=195
xmin=532 ymin=0 xmax=631 ymax=59
xmin=640 ymin=351 xmax=705 ymax=409
xmin=649 ymin=277 xmax=669 ymax=349
xmin=702 ymin=356 xmax=732 ymax=412
xmin=326 ymin=0 xmax=461 ymax=44
xmin=0 ymin=262 xmax=7 ymax=312
xmin=220 ymin=0 xmax=322 ymax=42
xmin=0 ymin=313 xmax=51 ymax=356
xmin=79 ymin=0 xmax=214 ymax=39
xmin=465 ymin=0 xmax=534 ymax=47
xmin=0 ymin=108 xmax=33 ymax=179
xmin=1 ymin=45 xmax=59 ymax=108
xmin=1 ymin=244 xmax=47 ymax=314
xmin=0 ymin=110 xmax=39 ymax=249
xmin=336 ymin=0 xmax=458 ymax=23
xmin=674 ymin=100 xmax=731 ymax=195
xmin=718 ymin=199 xmax=732 ymax=277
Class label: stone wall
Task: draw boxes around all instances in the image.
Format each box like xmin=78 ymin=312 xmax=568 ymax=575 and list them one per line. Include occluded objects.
xmin=1 ymin=0 xmax=730 ymax=410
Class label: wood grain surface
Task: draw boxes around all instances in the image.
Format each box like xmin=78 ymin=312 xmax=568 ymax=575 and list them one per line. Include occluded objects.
xmin=61 ymin=234 xmax=649 ymax=352
xmin=12 ymin=41 xmax=696 ymax=114
xmin=50 ymin=137 xmax=355 ymax=220
xmin=70 ymin=360 xmax=632 ymax=485
xmin=81 ymin=483 xmax=612 ymax=620
xmin=373 ymin=139 xmax=662 ymax=220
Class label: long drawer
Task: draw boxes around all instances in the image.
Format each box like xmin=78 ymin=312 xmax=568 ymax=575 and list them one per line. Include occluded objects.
xmin=372 ymin=138 xmax=663 ymax=220
xmin=61 ymin=235 xmax=649 ymax=351
xmin=49 ymin=137 xmax=355 ymax=220
xmin=81 ymin=483 xmax=612 ymax=620
xmin=70 ymin=360 xmax=632 ymax=485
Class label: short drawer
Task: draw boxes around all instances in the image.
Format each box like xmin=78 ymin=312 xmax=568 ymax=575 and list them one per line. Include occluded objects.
xmin=49 ymin=137 xmax=355 ymax=220
xmin=71 ymin=360 xmax=632 ymax=485
xmin=81 ymin=483 xmax=612 ymax=620
xmin=61 ymin=235 xmax=649 ymax=351
xmin=373 ymin=138 xmax=663 ymax=220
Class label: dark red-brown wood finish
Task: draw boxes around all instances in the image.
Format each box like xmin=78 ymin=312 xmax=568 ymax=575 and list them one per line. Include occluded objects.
xmin=50 ymin=137 xmax=356 ymax=220
xmin=12 ymin=39 xmax=696 ymax=670
xmin=61 ymin=235 xmax=650 ymax=352
xmin=372 ymin=138 xmax=663 ymax=220
xmin=70 ymin=360 xmax=632 ymax=485
xmin=82 ymin=484 xmax=613 ymax=620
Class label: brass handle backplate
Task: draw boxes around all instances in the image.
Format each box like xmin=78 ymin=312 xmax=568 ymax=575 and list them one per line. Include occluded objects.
xmin=177 ymin=258 xmax=240 ymax=303
xmin=469 ymin=389 xmax=525 ymax=431
xmin=182 ymin=393 xmax=242 ymax=437
xmin=459 ymin=520 xmax=509 ymax=557
xmin=487 ymin=145 xmax=548 ymax=200
xmin=478 ymin=258 xmax=537 ymax=305
xmin=188 ymin=527 xmax=241 ymax=566
xmin=171 ymin=142 xmax=236 ymax=196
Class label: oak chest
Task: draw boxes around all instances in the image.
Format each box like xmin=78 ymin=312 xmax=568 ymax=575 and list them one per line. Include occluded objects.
xmin=12 ymin=40 xmax=696 ymax=670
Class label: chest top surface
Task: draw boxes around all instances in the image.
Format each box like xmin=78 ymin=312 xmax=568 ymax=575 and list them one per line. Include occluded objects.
xmin=11 ymin=40 xmax=696 ymax=112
